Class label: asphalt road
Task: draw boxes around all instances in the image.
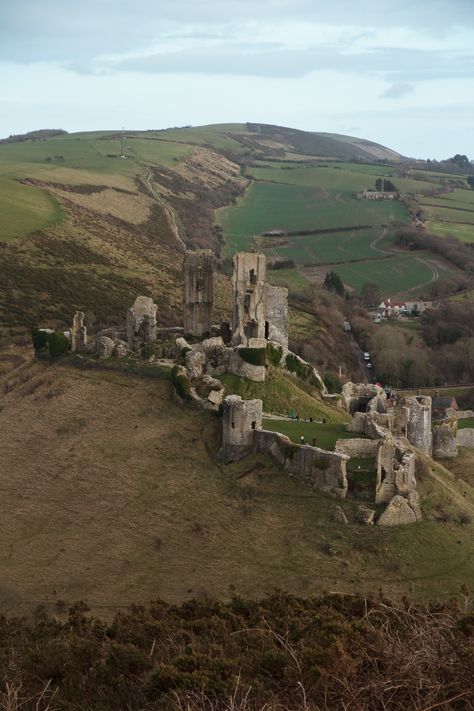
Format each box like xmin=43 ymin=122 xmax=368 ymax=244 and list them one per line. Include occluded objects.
xmin=348 ymin=333 xmax=374 ymax=384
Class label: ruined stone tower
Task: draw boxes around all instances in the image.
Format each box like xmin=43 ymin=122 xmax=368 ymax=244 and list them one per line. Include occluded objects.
xmin=183 ymin=250 xmax=214 ymax=338
xmin=399 ymin=395 xmax=432 ymax=455
xmin=126 ymin=296 xmax=157 ymax=344
xmin=231 ymin=251 xmax=289 ymax=349
xmin=264 ymin=283 xmax=289 ymax=349
xmin=219 ymin=395 xmax=262 ymax=463
xmin=71 ymin=311 xmax=87 ymax=353
xmin=231 ymin=252 xmax=267 ymax=345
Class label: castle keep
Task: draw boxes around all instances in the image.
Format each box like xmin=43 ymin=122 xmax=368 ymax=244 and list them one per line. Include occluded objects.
xmin=230 ymin=252 xmax=288 ymax=349
xmin=183 ymin=249 xmax=214 ymax=338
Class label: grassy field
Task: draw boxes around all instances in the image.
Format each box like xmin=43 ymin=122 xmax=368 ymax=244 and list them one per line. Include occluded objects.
xmin=262 ymin=418 xmax=358 ymax=449
xmin=0 ymin=176 xmax=63 ymax=241
xmin=218 ymin=181 xmax=406 ymax=253
xmin=218 ymin=369 xmax=346 ymax=423
xmin=458 ymin=418 xmax=474 ymax=429
xmin=418 ymin=187 xmax=474 ymax=242
xmin=309 ymin=255 xmax=437 ymax=295
xmin=1 ymin=359 xmax=474 ymax=616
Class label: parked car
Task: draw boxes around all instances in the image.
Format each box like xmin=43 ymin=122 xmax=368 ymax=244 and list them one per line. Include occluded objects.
xmin=363 ymin=352 xmax=370 ymax=360
xmin=367 ymin=362 xmax=373 ymax=368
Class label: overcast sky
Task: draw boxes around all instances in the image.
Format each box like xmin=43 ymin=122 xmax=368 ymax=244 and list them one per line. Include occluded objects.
xmin=1 ymin=0 xmax=473 ymax=158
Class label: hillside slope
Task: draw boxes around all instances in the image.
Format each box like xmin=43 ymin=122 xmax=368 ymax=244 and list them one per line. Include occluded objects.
xmin=0 ymin=358 xmax=473 ymax=616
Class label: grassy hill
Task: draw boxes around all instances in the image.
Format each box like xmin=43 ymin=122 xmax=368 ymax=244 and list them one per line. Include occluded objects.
xmin=1 ymin=121 xmax=473 ymax=339
xmin=1 ymin=356 xmax=474 ymax=616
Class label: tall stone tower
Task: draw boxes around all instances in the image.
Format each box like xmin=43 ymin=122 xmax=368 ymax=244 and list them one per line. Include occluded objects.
xmin=231 ymin=252 xmax=267 ymax=345
xmin=71 ymin=310 xmax=87 ymax=353
xmin=219 ymin=395 xmax=262 ymax=463
xmin=183 ymin=250 xmax=214 ymax=338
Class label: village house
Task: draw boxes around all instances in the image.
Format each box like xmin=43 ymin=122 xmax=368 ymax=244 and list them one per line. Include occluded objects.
xmin=432 ymin=395 xmax=459 ymax=419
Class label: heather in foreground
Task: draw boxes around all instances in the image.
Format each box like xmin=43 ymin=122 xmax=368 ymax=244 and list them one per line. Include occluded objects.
xmin=0 ymin=592 xmax=473 ymax=710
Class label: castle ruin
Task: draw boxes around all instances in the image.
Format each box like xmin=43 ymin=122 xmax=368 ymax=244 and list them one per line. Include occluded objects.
xmin=183 ymin=250 xmax=214 ymax=338
xmin=231 ymin=252 xmax=288 ymax=349
xmin=70 ymin=311 xmax=87 ymax=353
xmin=126 ymin=296 xmax=157 ymax=346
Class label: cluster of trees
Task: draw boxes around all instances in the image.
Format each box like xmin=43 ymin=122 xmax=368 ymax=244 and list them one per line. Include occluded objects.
xmin=375 ymin=178 xmax=397 ymax=192
xmin=0 ymin=593 xmax=472 ymax=710
xmin=351 ymin=302 xmax=474 ymax=386
xmin=323 ymin=271 xmax=345 ymax=296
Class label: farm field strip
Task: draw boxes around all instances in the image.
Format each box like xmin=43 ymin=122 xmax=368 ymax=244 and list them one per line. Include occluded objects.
xmin=257 ymin=228 xmax=390 ymax=266
xmin=428 ymin=221 xmax=474 ymax=243
xmin=423 ymin=204 xmax=474 ymax=226
xmin=218 ymin=181 xmax=407 ymax=240
xmin=247 ymin=162 xmax=437 ymax=195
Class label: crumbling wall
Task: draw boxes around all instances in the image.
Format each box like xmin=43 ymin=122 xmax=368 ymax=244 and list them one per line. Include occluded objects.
xmin=375 ymin=439 xmax=416 ymax=504
xmin=183 ymin=250 xmax=214 ymax=338
xmin=218 ymin=396 xmax=348 ymax=498
xmin=341 ymin=383 xmax=386 ymax=415
xmin=433 ymin=422 xmax=458 ymax=458
xmin=399 ymin=396 xmax=432 ymax=454
xmin=456 ymin=428 xmax=474 ymax=449
xmin=71 ymin=311 xmax=87 ymax=353
xmin=346 ymin=411 xmax=390 ymax=439
xmin=231 ymin=252 xmax=267 ymax=346
xmin=447 ymin=409 xmax=474 ymax=420
xmin=254 ymin=430 xmax=348 ymax=498
xmin=264 ymin=284 xmax=288 ymax=349
xmin=334 ymin=438 xmax=380 ymax=458
xmin=126 ymin=296 xmax=157 ymax=344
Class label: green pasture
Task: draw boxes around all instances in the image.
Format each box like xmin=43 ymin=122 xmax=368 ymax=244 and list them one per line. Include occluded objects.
xmin=259 ymin=227 xmax=385 ymax=266
xmin=218 ymin=181 xmax=406 ymax=253
xmin=248 ymin=162 xmax=437 ymax=195
xmin=0 ymin=176 xmax=62 ymax=241
xmin=421 ymin=203 xmax=474 ymax=227
xmin=428 ymin=221 xmax=474 ymax=243
xmin=441 ymin=188 xmax=474 ymax=204
xmin=458 ymin=418 xmax=474 ymax=430
xmin=261 ymin=419 xmax=357 ymax=449
xmin=266 ymin=268 xmax=311 ymax=292
xmin=328 ymin=255 xmax=437 ymax=296
xmin=124 ymin=138 xmax=194 ymax=166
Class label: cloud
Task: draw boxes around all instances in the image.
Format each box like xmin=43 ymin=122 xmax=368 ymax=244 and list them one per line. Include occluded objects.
xmin=1 ymin=0 xmax=474 ymax=64
xmin=382 ymin=82 xmax=415 ymax=98
xmin=107 ymin=43 xmax=474 ymax=87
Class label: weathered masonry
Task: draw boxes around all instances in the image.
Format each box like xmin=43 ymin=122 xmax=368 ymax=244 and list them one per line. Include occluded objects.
xmin=231 ymin=252 xmax=288 ymax=349
xmin=219 ymin=395 xmax=348 ymax=498
xmin=183 ymin=250 xmax=214 ymax=338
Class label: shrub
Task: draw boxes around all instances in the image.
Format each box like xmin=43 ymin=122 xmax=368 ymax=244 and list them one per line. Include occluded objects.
xmin=285 ymin=353 xmax=322 ymax=390
xmin=323 ymin=372 xmax=343 ymax=394
xmin=238 ymin=348 xmax=266 ymax=366
xmin=31 ymin=328 xmax=49 ymax=352
xmin=266 ymin=343 xmax=283 ymax=366
xmin=171 ymin=365 xmax=192 ymax=400
xmin=47 ymin=331 xmax=69 ymax=358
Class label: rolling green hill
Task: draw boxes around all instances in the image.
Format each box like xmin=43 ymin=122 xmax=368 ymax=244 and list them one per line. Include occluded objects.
xmin=0 ymin=121 xmax=472 ymax=339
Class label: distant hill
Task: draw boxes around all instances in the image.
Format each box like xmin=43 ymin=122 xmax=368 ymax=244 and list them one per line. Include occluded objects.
xmin=0 ymin=128 xmax=68 ymax=145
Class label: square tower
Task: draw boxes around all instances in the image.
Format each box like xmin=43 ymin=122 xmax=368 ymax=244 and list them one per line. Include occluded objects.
xmin=183 ymin=250 xmax=214 ymax=338
xmin=231 ymin=252 xmax=267 ymax=345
